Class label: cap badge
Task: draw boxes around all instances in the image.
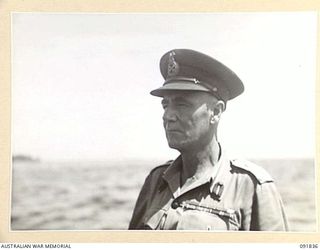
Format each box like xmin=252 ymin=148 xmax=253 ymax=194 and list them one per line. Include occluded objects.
xmin=167 ymin=51 xmax=179 ymax=76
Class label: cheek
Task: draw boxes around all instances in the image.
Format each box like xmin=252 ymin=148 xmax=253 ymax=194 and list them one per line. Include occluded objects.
xmin=192 ymin=110 xmax=211 ymax=126
xmin=187 ymin=112 xmax=211 ymax=134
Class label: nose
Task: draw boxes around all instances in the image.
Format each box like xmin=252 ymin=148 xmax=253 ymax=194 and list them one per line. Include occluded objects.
xmin=162 ymin=107 xmax=178 ymax=123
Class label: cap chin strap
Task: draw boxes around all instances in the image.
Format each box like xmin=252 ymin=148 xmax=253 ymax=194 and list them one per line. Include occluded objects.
xmin=164 ymin=76 xmax=229 ymax=103
xmin=164 ymin=77 xmax=202 ymax=85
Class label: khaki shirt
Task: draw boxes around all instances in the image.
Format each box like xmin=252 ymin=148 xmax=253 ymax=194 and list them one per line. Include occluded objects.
xmin=129 ymin=151 xmax=289 ymax=231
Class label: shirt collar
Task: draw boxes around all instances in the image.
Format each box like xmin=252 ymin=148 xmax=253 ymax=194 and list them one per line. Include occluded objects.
xmin=162 ymin=145 xmax=230 ymax=198
xmin=162 ymin=156 xmax=182 ymax=198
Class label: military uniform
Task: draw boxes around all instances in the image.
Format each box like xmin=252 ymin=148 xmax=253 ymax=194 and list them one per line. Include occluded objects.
xmin=129 ymin=149 xmax=288 ymax=230
xmin=129 ymin=49 xmax=289 ymax=231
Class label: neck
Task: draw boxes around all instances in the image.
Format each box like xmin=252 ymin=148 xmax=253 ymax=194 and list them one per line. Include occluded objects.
xmin=180 ymin=137 xmax=220 ymax=184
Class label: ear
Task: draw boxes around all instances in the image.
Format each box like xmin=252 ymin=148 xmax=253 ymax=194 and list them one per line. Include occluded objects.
xmin=210 ymin=100 xmax=225 ymax=124
xmin=214 ymin=100 xmax=225 ymax=115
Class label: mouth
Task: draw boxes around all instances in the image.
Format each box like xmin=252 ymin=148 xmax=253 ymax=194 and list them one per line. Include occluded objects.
xmin=166 ymin=129 xmax=182 ymax=134
xmin=164 ymin=123 xmax=183 ymax=134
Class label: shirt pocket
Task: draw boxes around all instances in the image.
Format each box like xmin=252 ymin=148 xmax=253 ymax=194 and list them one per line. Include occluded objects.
xmin=176 ymin=209 xmax=240 ymax=231
xmin=144 ymin=208 xmax=167 ymax=230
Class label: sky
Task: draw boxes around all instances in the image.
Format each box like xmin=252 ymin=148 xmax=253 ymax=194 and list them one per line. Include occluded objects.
xmin=12 ymin=12 xmax=317 ymax=161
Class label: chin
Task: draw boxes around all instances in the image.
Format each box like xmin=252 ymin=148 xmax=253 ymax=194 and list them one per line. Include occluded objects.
xmin=166 ymin=140 xmax=179 ymax=149
xmin=167 ymin=140 xmax=188 ymax=152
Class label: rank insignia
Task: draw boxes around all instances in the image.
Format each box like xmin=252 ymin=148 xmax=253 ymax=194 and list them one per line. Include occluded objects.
xmin=210 ymin=182 xmax=224 ymax=201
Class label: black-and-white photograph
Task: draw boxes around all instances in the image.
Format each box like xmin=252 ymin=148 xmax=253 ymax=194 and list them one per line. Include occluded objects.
xmin=11 ymin=12 xmax=317 ymax=231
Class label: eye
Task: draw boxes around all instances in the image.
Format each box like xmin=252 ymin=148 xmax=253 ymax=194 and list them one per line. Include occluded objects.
xmin=162 ymin=104 xmax=168 ymax=109
xmin=161 ymin=100 xmax=168 ymax=109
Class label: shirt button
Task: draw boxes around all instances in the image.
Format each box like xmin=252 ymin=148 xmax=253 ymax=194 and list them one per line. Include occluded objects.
xmin=171 ymin=201 xmax=179 ymax=209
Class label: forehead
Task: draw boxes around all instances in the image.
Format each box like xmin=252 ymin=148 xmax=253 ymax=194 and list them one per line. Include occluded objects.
xmin=161 ymin=91 xmax=216 ymax=103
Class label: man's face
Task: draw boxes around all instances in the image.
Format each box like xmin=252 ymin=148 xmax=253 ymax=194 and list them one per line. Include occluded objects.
xmin=161 ymin=91 xmax=217 ymax=152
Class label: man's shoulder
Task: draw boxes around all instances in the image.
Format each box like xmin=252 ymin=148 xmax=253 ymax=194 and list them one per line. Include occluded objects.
xmin=230 ymin=158 xmax=274 ymax=184
xmin=149 ymin=160 xmax=173 ymax=176
xmin=142 ymin=160 xmax=172 ymax=189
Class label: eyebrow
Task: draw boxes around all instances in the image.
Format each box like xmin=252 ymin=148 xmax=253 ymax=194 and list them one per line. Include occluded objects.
xmin=173 ymin=96 xmax=190 ymax=103
xmin=161 ymin=96 xmax=190 ymax=104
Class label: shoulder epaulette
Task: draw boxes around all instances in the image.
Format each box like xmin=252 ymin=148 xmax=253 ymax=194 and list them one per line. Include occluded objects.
xmin=231 ymin=159 xmax=273 ymax=184
xmin=149 ymin=160 xmax=173 ymax=176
